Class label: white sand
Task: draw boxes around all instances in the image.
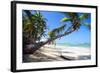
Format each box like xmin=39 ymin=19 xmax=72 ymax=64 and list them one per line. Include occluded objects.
xmin=23 ymin=44 xmax=91 ymax=62
xmin=44 ymin=45 xmax=91 ymax=60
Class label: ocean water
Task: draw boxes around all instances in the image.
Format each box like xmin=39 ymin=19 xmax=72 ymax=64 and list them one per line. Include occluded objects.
xmin=56 ymin=43 xmax=90 ymax=48
xmin=49 ymin=43 xmax=91 ymax=60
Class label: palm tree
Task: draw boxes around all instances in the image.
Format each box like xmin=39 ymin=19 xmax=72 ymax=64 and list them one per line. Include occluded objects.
xmin=23 ymin=10 xmax=47 ymax=43
xmin=48 ymin=24 xmax=66 ymax=44
xmin=23 ymin=11 xmax=90 ymax=54
xmin=44 ymin=13 xmax=90 ymax=45
xmin=23 ymin=10 xmax=47 ymax=53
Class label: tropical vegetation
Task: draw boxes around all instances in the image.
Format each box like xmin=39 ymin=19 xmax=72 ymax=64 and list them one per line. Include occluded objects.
xmin=22 ymin=10 xmax=90 ymax=54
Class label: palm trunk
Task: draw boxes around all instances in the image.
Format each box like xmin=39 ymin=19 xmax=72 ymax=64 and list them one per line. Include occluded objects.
xmin=23 ymin=30 xmax=75 ymax=54
xmin=23 ymin=12 xmax=80 ymax=54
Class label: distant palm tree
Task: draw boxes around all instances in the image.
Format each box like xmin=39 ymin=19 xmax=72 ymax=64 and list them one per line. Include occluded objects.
xmin=23 ymin=11 xmax=90 ymax=54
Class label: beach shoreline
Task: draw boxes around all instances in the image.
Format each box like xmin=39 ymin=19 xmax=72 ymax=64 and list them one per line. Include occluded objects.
xmin=23 ymin=44 xmax=91 ymax=62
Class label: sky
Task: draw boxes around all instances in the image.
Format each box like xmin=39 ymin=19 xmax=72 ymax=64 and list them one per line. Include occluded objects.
xmin=23 ymin=10 xmax=91 ymax=45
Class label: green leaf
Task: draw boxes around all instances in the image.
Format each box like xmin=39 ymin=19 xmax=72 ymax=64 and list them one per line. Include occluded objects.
xmin=84 ymin=23 xmax=90 ymax=26
xmin=79 ymin=13 xmax=89 ymax=20
xmin=60 ymin=17 xmax=71 ymax=22
xmin=48 ymin=24 xmax=66 ymax=38
xmin=84 ymin=23 xmax=91 ymax=29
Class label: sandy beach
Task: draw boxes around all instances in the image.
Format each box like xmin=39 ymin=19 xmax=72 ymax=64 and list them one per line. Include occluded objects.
xmin=23 ymin=45 xmax=91 ymax=62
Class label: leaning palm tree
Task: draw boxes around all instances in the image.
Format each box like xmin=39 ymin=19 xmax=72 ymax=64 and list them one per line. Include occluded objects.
xmin=47 ymin=12 xmax=90 ymax=45
xmin=23 ymin=11 xmax=90 ymax=54
xmin=48 ymin=24 xmax=66 ymax=44
xmin=23 ymin=10 xmax=47 ymax=53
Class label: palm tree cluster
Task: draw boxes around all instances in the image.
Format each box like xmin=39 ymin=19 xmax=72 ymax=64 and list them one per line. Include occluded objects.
xmin=23 ymin=10 xmax=47 ymax=46
xmin=22 ymin=10 xmax=90 ymax=54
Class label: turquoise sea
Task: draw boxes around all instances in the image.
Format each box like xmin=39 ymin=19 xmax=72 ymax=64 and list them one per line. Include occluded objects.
xmin=56 ymin=43 xmax=90 ymax=48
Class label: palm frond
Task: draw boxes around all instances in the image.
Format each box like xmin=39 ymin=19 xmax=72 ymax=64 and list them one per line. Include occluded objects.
xmin=60 ymin=17 xmax=72 ymax=22
xmin=48 ymin=24 xmax=66 ymax=38
xmin=79 ymin=13 xmax=89 ymax=20
xmin=84 ymin=23 xmax=91 ymax=29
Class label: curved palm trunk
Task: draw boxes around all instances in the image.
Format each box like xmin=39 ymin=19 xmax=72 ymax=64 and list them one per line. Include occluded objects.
xmin=23 ymin=29 xmax=75 ymax=54
xmin=23 ymin=11 xmax=79 ymax=54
